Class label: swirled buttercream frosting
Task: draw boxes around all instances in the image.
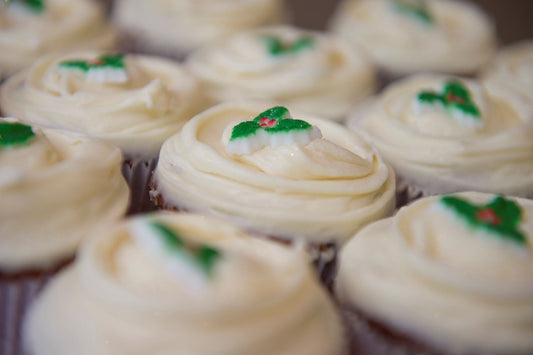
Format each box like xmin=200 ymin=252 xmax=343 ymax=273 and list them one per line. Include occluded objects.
xmin=0 ymin=52 xmax=204 ymax=157
xmin=483 ymin=41 xmax=533 ymax=122
xmin=330 ymin=0 xmax=496 ymax=75
xmin=0 ymin=118 xmax=129 ymax=271
xmin=25 ymin=212 xmax=346 ymax=355
xmin=113 ymin=0 xmax=287 ymax=55
xmin=349 ymin=74 xmax=533 ymax=196
xmin=336 ymin=192 xmax=533 ymax=354
xmin=0 ymin=0 xmax=116 ymax=79
xmin=187 ymin=26 xmax=375 ymax=121
xmin=152 ymin=102 xmax=395 ymax=244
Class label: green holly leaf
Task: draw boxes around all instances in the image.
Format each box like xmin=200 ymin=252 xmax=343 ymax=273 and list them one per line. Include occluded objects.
xmin=229 ymin=106 xmax=312 ymax=141
xmin=6 ymin=0 xmax=44 ymax=13
xmin=0 ymin=122 xmax=35 ymax=150
xmin=418 ymin=80 xmax=481 ymax=119
xmin=58 ymin=54 xmax=125 ymax=72
xmin=391 ymin=0 xmax=433 ymax=25
xmin=262 ymin=35 xmax=314 ymax=56
xmin=149 ymin=221 xmax=222 ymax=278
xmin=441 ymin=196 xmax=527 ymax=247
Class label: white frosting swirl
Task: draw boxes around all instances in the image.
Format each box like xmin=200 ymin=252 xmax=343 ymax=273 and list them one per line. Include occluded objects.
xmin=187 ymin=26 xmax=375 ymax=121
xmin=0 ymin=119 xmax=129 ymax=272
xmin=330 ymin=0 xmax=496 ymax=75
xmin=483 ymin=41 xmax=533 ymax=122
xmin=0 ymin=0 xmax=116 ymax=79
xmin=153 ymin=102 xmax=395 ymax=244
xmin=25 ymin=212 xmax=346 ymax=355
xmin=0 ymin=52 xmax=205 ymax=158
xmin=113 ymin=0 xmax=287 ymax=55
xmin=348 ymin=74 xmax=533 ymax=196
xmin=336 ymin=192 xmax=533 ymax=354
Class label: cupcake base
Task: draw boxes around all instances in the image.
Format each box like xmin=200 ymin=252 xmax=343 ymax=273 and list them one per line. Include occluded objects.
xmin=0 ymin=259 xmax=72 ymax=355
xmin=122 ymin=156 xmax=158 ymax=215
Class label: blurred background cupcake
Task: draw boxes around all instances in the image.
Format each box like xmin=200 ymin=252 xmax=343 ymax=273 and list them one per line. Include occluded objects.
xmin=329 ymin=0 xmax=497 ymax=87
xmin=0 ymin=118 xmax=129 ymax=355
xmin=112 ymin=0 xmax=289 ymax=60
xmin=0 ymin=51 xmax=207 ymax=213
xmin=25 ymin=212 xmax=347 ymax=355
xmin=346 ymin=74 xmax=533 ymax=206
xmin=151 ymin=102 xmax=395 ymax=284
xmin=336 ymin=192 xmax=533 ymax=355
xmin=186 ymin=25 xmax=375 ymax=122
xmin=0 ymin=0 xmax=117 ymax=80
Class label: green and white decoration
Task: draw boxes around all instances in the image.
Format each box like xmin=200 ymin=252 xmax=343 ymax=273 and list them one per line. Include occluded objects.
xmin=391 ymin=0 xmax=433 ymax=25
xmin=0 ymin=121 xmax=35 ymax=150
xmin=441 ymin=195 xmax=527 ymax=247
xmin=226 ymin=106 xmax=322 ymax=155
xmin=57 ymin=54 xmax=128 ymax=83
xmin=5 ymin=0 xmax=45 ymax=14
xmin=130 ymin=219 xmax=222 ymax=285
xmin=416 ymin=80 xmax=481 ymax=124
xmin=261 ymin=35 xmax=314 ymax=57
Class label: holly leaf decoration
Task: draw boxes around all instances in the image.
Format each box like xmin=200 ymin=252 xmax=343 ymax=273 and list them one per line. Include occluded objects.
xmin=58 ymin=54 xmax=125 ymax=72
xmin=391 ymin=0 xmax=433 ymax=25
xmin=6 ymin=0 xmax=45 ymax=13
xmin=149 ymin=221 xmax=222 ymax=277
xmin=262 ymin=35 xmax=314 ymax=56
xmin=441 ymin=195 xmax=527 ymax=247
xmin=417 ymin=80 xmax=481 ymax=120
xmin=0 ymin=122 xmax=35 ymax=150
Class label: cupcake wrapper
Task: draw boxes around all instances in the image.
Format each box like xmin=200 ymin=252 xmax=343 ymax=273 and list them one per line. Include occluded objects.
xmin=0 ymin=276 xmax=50 ymax=355
xmin=342 ymin=307 xmax=437 ymax=355
xmin=122 ymin=157 xmax=158 ymax=215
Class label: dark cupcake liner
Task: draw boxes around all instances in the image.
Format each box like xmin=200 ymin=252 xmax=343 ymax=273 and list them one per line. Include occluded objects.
xmin=122 ymin=156 xmax=158 ymax=215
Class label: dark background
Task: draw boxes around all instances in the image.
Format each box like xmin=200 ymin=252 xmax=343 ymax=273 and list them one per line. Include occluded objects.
xmin=288 ymin=0 xmax=533 ymax=44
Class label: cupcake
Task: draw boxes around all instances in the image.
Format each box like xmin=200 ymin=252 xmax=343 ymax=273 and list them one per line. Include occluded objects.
xmin=0 ymin=51 xmax=205 ymax=213
xmin=0 ymin=118 xmax=129 ymax=354
xmin=151 ymin=102 xmax=395 ymax=282
xmin=346 ymin=74 xmax=533 ymax=206
xmin=0 ymin=0 xmax=116 ymax=80
xmin=24 ymin=212 xmax=347 ymax=355
xmin=186 ymin=25 xmax=376 ymax=122
xmin=336 ymin=192 xmax=533 ymax=355
xmin=329 ymin=0 xmax=496 ymax=85
xmin=482 ymin=40 xmax=533 ymax=121
xmin=112 ymin=0 xmax=288 ymax=59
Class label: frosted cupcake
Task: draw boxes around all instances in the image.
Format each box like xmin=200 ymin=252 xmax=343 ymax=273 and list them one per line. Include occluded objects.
xmin=151 ymin=102 xmax=395 ymax=281
xmin=0 ymin=118 xmax=129 ymax=354
xmin=187 ymin=25 xmax=375 ymax=122
xmin=482 ymin=41 xmax=533 ymax=121
xmin=0 ymin=51 xmax=205 ymax=212
xmin=112 ymin=0 xmax=288 ymax=59
xmin=330 ymin=0 xmax=496 ymax=84
xmin=0 ymin=0 xmax=116 ymax=80
xmin=25 ymin=212 xmax=346 ymax=355
xmin=347 ymin=74 xmax=533 ymax=206
xmin=336 ymin=192 xmax=533 ymax=355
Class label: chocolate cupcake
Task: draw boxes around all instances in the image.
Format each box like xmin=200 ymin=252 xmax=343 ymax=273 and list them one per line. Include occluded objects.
xmin=112 ymin=0 xmax=289 ymax=60
xmin=0 ymin=51 xmax=206 ymax=213
xmin=346 ymin=74 xmax=533 ymax=207
xmin=186 ymin=25 xmax=376 ymax=122
xmin=336 ymin=192 xmax=533 ymax=355
xmin=24 ymin=212 xmax=347 ymax=355
xmin=0 ymin=118 xmax=129 ymax=354
xmin=329 ymin=0 xmax=496 ymax=87
xmin=151 ymin=102 xmax=395 ymax=284
xmin=0 ymin=0 xmax=116 ymax=80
